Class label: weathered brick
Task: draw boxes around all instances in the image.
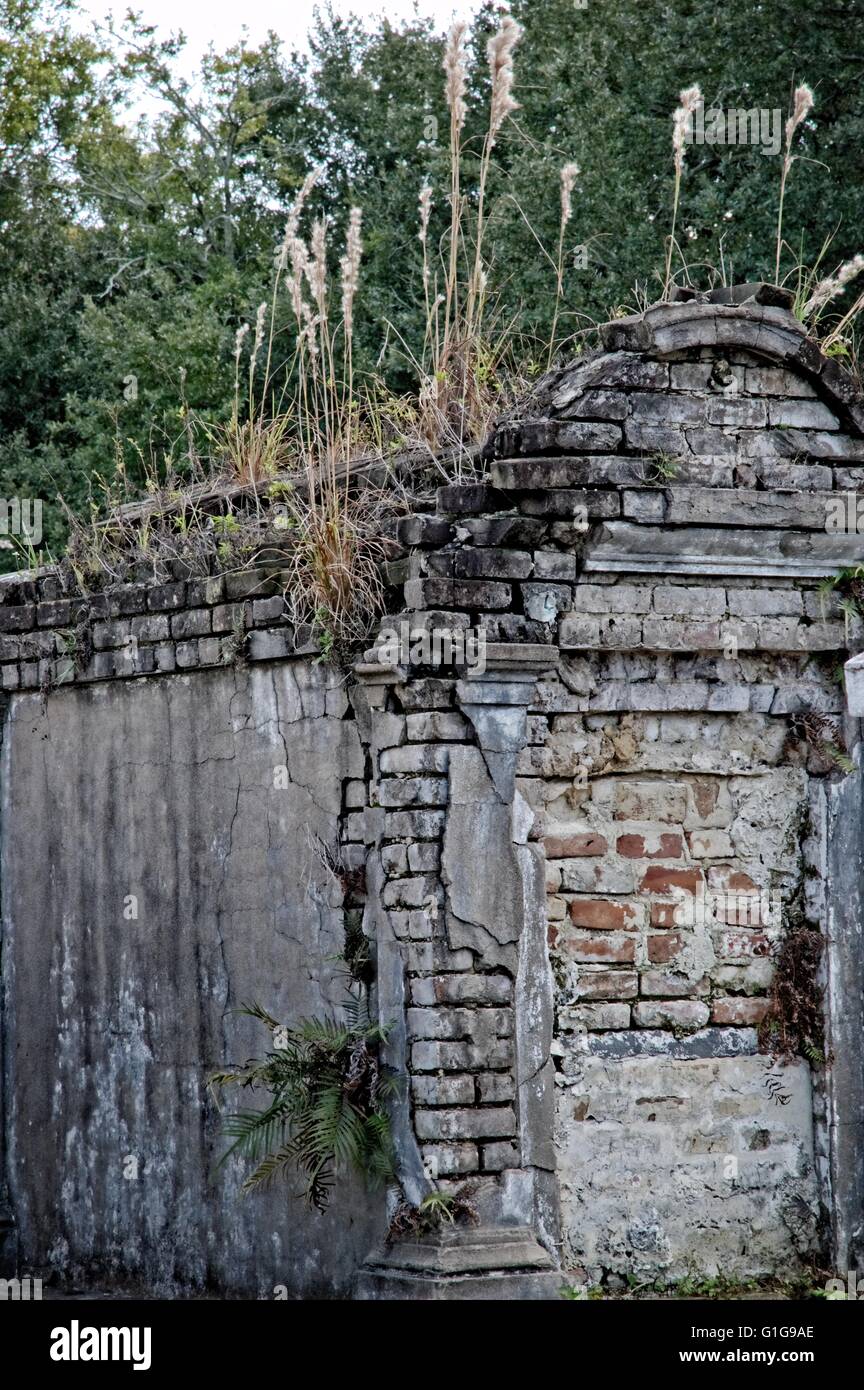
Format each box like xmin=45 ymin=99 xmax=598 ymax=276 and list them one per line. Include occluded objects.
xmin=616 ymin=832 xmax=683 ymax=859
xmin=569 ymin=1002 xmax=632 ymax=1031
xmin=405 ymin=711 xmax=470 ymax=741
xmin=410 ymin=974 xmax=512 ymax=1007
xmin=109 ymin=584 xmax=147 ymax=616
xmin=174 ymin=640 xmax=199 ymax=668
xmin=613 ymin=782 xmax=687 ymax=823
xmin=642 ymin=617 xmax=722 ymax=650
xmin=407 ymin=842 xmax=441 ymax=872
xmin=379 ymin=744 xmax=450 ymax=775
xmin=560 ymin=859 xmax=635 ymax=893
xmin=382 ymin=810 xmax=446 ymax=839
xmin=36 ymin=598 xmax=73 ymax=626
xmin=211 ymin=602 xmax=247 ymax=633
xmin=197 ymin=637 xmax=221 ymax=666
xmin=652 ymin=585 xmax=727 ymax=618
xmin=248 ymin=629 xmax=292 ymax=661
xmin=570 ymin=583 xmax=652 ymax=614
xmin=767 ymin=399 xmax=839 ymax=430
xmin=544 ymin=832 xmax=607 ymax=858
xmin=130 ymin=614 xmax=170 ymax=642
xmin=376 ymin=777 xmax=448 ymax=808
xmin=407 ymin=1006 xmax=512 ymax=1040
xmin=404 ymin=578 xmax=511 ymax=610
xmin=450 ymin=548 xmax=533 ymax=580
xmin=632 ymin=1000 xmax=710 ymax=1028
xmin=420 ymin=1143 xmax=478 ymax=1176
xmin=687 ymin=830 xmax=734 ymax=858
xmin=93 ymin=619 xmax=131 ymax=650
xmin=630 ymin=392 xmax=705 ymax=425
xmin=382 ymin=876 xmax=439 ymax=909
xmin=411 ymin=1075 xmax=475 ymax=1107
xmin=714 ymin=929 xmax=771 ymax=959
xmin=522 ymin=583 xmax=572 ymax=622
xmin=414 ymin=1106 xmax=517 ymax=1141
xmin=405 ymin=944 xmax=475 ymax=975
xmin=186 ymin=576 xmax=225 ymax=606
xmin=574 ymin=969 xmax=638 ymax=1001
xmin=568 ymin=899 xmax=641 ymax=930
xmin=146 ymin=582 xmax=186 ymax=611
xmin=411 ymin=1040 xmax=513 ymax=1071
xmin=252 ymin=595 xmax=285 ymax=624
xmin=380 ymin=844 xmax=409 ymax=876
xmin=706 ymin=398 xmax=767 ymax=428
xmin=640 ymin=970 xmax=709 ymax=998
xmin=727 ymin=587 xmax=802 ymax=618
xmin=534 ymin=551 xmax=577 ymax=580
xmin=711 ymin=997 xmax=770 ymax=1025
xmin=171 ymin=608 xmax=211 ymax=639
xmin=476 ymin=1073 xmax=516 ymax=1103
xmin=481 ymin=1141 xmax=521 ymax=1172
xmin=562 ymin=933 xmax=635 ymax=964
xmin=639 ymin=865 xmax=703 ymax=895
xmin=744 ymin=366 xmax=815 ymax=396
xmin=647 ymin=932 xmax=685 ymax=963
xmin=224 ymin=570 xmax=272 ymax=600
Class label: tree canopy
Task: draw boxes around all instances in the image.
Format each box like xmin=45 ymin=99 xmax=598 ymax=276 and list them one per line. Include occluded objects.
xmin=1 ymin=0 xmax=862 ymax=563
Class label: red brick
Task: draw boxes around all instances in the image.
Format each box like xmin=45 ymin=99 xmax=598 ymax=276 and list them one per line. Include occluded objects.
xmin=650 ymin=901 xmax=680 ymax=927
xmin=564 ymin=933 xmax=635 ymax=964
xmin=711 ymin=997 xmax=770 ymax=1026
xmin=568 ymin=899 xmax=639 ymax=930
xmin=647 ymin=931 xmax=684 ymax=964
xmin=690 ymin=779 xmax=719 ymax=821
xmin=707 ymin=865 xmax=758 ymax=893
xmin=575 ymin=969 xmax=638 ymax=1001
xmin=639 ymin=866 xmax=703 ymax=895
xmin=617 ymin=832 xmax=683 ymax=859
xmin=545 ymin=832 xmax=607 ymax=858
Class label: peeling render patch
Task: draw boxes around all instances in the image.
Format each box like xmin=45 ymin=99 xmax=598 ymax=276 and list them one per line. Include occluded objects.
xmin=555 ymin=1056 xmax=820 ymax=1281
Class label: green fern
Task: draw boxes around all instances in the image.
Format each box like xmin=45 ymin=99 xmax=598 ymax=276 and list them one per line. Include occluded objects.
xmin=211 ymin=991 xmax=397 ymax=1211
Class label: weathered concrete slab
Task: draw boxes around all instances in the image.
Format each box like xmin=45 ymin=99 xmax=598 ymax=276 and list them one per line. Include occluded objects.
xmin=0 ymin=664 xmax=382 ymax=1297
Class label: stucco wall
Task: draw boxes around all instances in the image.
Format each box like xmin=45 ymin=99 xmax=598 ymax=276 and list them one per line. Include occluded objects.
xmin=0 ymin=661 xmax=383 ymax=1297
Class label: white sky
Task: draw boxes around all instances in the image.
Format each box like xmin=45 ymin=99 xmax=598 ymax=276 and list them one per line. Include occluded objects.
xmin=75 ymin=0 xmax=475 ymax=68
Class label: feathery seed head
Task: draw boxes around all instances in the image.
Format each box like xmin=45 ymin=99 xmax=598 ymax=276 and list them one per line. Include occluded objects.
xmin=560 ymin=162 xmax=580 ymax=226
xmin=233 ymin=321 xmax=250 ymax=363
xmin=443 ymin=21 xmax=468 ymax=131
xmin=785 ymin=83 xmax=815 ymax=146
xmin=804 ymin=252 xmax=864 ymax=317
xmin=672 ymin=84 xmax=702 ymax=172
xmin=418 ymin=182 xmax=433 ymax=241
xmin=249 ymin=302 xmax=267 ymax=374
xmin=340 ymin=206 xmax=363 ymax=337
xmin=487 ymin=15 xmax=522 ymax=143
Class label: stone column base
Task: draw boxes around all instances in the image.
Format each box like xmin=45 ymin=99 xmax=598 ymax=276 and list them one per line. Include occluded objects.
xmin=354 ymin=1224 xmax=563 ymax=1300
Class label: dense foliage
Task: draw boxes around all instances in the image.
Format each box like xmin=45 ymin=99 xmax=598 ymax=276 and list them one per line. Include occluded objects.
xmin=2 ymin=0 xmax=863 ymax=564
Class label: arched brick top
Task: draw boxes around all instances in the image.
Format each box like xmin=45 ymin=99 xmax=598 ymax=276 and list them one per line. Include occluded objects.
xmin=484 ymin=296 xmax=864 ymax=469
